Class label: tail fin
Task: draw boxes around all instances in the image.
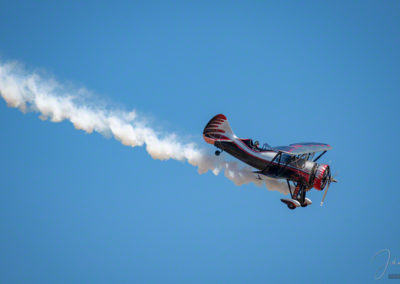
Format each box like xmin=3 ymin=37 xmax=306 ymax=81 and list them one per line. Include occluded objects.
xmin=203 ymin=114 xmax=234 ymax=145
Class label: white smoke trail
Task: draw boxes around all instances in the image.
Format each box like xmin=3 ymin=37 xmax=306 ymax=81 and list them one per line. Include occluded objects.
xmin=0 ymin=60 xmax=288 ymax=194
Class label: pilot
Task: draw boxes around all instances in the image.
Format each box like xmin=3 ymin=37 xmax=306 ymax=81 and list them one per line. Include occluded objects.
xmin=253 ymin=140 xmax=260 ymax=150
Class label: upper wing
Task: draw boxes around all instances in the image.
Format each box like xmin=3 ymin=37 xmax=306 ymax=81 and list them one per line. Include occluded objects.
xmin=273 ymin=142 xmax=332 ymax=155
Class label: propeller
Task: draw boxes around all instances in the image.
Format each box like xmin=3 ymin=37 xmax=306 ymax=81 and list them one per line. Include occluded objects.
xmin=320 ymin=167 xmax=338 ymax=207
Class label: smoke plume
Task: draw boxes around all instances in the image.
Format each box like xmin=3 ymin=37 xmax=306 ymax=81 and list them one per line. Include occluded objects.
xmin=0 ymin=60 xmax=288 ymax=194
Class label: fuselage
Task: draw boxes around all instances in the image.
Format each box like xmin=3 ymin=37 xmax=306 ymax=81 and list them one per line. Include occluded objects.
xmin=215 ymin=137 xmax=318 ymax=188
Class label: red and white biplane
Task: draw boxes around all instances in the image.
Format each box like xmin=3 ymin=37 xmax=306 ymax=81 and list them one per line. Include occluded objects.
xmin=203 ymin=114 xmax=337 ymax=210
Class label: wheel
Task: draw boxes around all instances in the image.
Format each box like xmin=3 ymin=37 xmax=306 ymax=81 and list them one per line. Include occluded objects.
xmin=287 ymin=203 xmax=296 ymax=210
xmin=215 ymin=150 xmax=221 ymax=156
xmin=301 ymin=204 xmax=308 ymax=207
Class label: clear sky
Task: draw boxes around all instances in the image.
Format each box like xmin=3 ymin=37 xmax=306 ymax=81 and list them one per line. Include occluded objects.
xmin=0 ymin=1 xmax=399 ymax=283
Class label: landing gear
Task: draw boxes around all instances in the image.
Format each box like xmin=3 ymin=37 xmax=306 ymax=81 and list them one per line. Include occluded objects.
xmin=281 ymin=181 xmax=312 ymax=209
xmin=280 ymin=198 xmax=301 ymax=210
xmin=215 ymin=150 xmax=221 ymax=156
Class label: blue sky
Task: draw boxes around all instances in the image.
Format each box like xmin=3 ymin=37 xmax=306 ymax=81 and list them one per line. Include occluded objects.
xmin=0 ymin=1 xmax=399 ymax=283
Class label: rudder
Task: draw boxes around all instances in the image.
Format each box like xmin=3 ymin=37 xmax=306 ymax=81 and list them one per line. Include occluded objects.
xmin=203 ymin=114 xmax=234 ymax=145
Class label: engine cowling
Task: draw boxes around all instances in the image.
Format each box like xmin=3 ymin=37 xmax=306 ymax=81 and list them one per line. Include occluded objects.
xmin=313 ymin=164 xmax=330 ymax=190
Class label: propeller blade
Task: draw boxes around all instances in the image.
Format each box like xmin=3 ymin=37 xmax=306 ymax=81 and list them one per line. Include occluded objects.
xmin=320 ymin=181 xmax=330 ymax=206
xmin=320 ymin=167 xmax=332 ymax=207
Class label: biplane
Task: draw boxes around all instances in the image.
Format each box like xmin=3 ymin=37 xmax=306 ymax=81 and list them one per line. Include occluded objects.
xmin=203 ymin=114 xmax=337 ymax=210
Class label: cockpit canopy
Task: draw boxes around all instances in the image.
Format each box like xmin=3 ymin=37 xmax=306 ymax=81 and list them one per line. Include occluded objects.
xmin=261 ymin=143 xmax=272 ymax=151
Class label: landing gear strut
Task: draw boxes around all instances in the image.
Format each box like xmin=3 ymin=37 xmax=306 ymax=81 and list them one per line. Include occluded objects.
xmin=215 ymin=149 xmax=223 ymax=156
xmin=281 ymin=181 xmax=312 ymax=209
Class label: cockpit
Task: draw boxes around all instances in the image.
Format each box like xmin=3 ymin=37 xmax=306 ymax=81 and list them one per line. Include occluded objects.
xmin=243 ymin=139 xmax=308 ymax=167
xmin=242 ymin=139 xmax=273 ymax=152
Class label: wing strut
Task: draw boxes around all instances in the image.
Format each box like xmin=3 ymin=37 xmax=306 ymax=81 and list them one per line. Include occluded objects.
xmin=313 ymin=150 xmax=327 ymax=162
xmin=260 ymin=151 xmax=282 ymax=174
